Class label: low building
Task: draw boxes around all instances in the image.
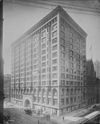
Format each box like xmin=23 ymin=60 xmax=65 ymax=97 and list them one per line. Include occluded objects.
xmin=94 ymin=61 xmax=100 ymax=103
xmin=86 ymin=60 xmax=97 ymax=106
xmin=96 ymin=78 xmax=100 ymax=103
xmin=94 ymin=61 xmax=100 ymax=79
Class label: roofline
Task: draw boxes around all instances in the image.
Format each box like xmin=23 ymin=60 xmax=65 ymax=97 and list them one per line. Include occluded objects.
xmin=59 ymin=6 xmax=87 ymax=38
xmin=11 ymin=5 xmax=87 ymax=47
xmin=11 ymin=6 xmax=60 ymax=47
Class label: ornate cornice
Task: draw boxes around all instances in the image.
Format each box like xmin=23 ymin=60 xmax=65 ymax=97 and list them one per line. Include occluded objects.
xmin=12 ymin=5 xmax=87 ymax=47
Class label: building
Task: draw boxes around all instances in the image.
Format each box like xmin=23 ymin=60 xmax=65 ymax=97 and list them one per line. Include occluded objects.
xmin=86 ymin=60 xmax=97 ymax=106
xmin=96 ymin=78 xmax=100 ymax=103
xmin=4 ymin=74 xmax=11 ymax=101
xmin=11 ymin=6 xmax=87 ymax=116
xmin=94 ymin=61 xmax=100 ymax=79
xmin=94 ymin=61 xmax=100 ymax=103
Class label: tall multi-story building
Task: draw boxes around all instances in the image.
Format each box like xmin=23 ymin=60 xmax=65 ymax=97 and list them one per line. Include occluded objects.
xmin=11 ymin=6 xmax=87 ymax=116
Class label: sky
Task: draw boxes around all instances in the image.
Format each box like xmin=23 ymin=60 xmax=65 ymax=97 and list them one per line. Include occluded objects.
xmin=3 ymin=2 xmax=100 ymax=74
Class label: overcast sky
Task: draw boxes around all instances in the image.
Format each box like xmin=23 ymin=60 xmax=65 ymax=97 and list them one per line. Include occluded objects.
xmin=3 ymin=2 xmax=100 ymax=74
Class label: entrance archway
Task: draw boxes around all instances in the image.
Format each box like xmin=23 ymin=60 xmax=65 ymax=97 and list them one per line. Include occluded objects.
xmin=24 ymin=99 xmax=31 ymax=109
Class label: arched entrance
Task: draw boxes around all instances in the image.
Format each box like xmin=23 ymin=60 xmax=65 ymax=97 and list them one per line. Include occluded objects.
xmin=24 ymin=99 xmax=31 ymax=109
xmin=23 ymin=95 xmax=33 ymax=109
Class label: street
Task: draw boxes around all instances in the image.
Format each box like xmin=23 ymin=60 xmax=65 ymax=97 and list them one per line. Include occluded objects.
xmin=4 ymin=101 xmax=58 ymax=124
xmin=4 ymin=101 xmax=100 ymax=124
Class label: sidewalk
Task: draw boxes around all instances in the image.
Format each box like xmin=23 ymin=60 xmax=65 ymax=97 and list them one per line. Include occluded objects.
xmin=50 ymin=107 xmax=92 ymax=124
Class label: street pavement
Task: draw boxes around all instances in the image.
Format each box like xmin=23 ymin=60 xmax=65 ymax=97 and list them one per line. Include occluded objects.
xmin=4 ymin=101 xmax=70 ymax=124
xmin=4 ymin=101 xmax=99 ymax=124
xmin=4 ymin=107 xmax=59 ymax=124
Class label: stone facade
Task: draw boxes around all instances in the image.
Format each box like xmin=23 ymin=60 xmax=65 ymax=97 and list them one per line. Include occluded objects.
xmin=11 ymin=6 xmax=87 ymax=116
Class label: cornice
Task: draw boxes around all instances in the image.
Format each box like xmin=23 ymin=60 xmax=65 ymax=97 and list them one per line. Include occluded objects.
xmin=12 ymin=5 xmax=87 ymax=47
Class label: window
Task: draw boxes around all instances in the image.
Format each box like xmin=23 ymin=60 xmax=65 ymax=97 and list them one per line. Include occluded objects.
xmin=70 ymin=63 xmax=73 ymax=68
xmin=38 ymin=97 xmax=41 ymax=103
xmin=42 ymin=43 xmax=46 ymax=49
xmin=70 ymin=57 xmax=73 ymax=61
xmin=47 ymin=98 xmax=51 ymax=104
xmin=70 ymin=44 xmax=73 ymax=49
xmin=52 ymin=44 xmax=57 ymax=51
xmin=42 ymin=50 xmax=46 ymax=55
xmin=61 ymin=73 xmax=65 ymax=79
xmin=52 ymin=31 xmax=57 ymax=37
xmin=41 ymin=30 xmax=46 ymax=37
xmin=42 ymin=56 xmax=46 ymax=61
xmin=53 ymin=99 xmax=57 ymax=105
xmin=60 ymin=45 xmax=65 ymax=52
xmin=52 ymin=38 xmax=57 ymax=44
xmin=62 ymin=89 xmax=64 ymax=95
xmin=61 ymin=24 xmax=65 ymax=31
xmin=61 ymin=38 xmax=65 ymax=45
xmin=52 ymin=59 xmax=57 ymax=64
xmin=66 ymin=98 xmax=69 ymax=104
xmin=70 ymin=97 xmax=73 ymax=104
xmin=42 ymin=97 xmax=45 ymax=103
xmin=70 ymin=50 xmax=73 ymax=56
xmin=61 ymin=52 xmax=65 ymax=58
xmin=42 ymin=62 xmax=46 ymax=67
xmin=61 ymin=98 xmax=64 ymax=105
xmin=42 ymin=37 xmax=46 ymax=43
xmin=42 ymin=68 xmax=46 ymax=73
xmin=52 ymin=23 xmax=57 ymax=30
xmin=52 ymin=80 xmax=57 ymax=85
xmin=61 ymin=31 xmax=65 ymax=38
xmin=61 ymin=66 xmax=65 ymax=72
xmin=52 ymin=73 xmax=57 ymax=78
xmin=42 ymin=81 xmax=46 ymax=85
xmin=42 ymin=75 xmax=46 ymax=79
xmin=66 ymin=88 xmax=69 ymax=95
xmin=52 ymin=17 xmax=57 ymax=23
xmin=52 ymin=51 xmax=57 ymax=58
xmin=61 ymin=80 xmax=65 ymax=86
xmin=61 ymin=59 xmax=65 ymax=65
xmin=69 ymin=32 xmax=73 ymax=37
xmin=33 ymin=65 xmax=37 ymax=69
xmin=74 ymin=97 xmax=76 ymax=102
xmin=52 ymin=66 xmax=57 ymax=71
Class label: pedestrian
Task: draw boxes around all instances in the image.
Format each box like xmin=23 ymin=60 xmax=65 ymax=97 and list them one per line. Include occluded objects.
xmin=62 ymin=116 xmax=64 ymax=120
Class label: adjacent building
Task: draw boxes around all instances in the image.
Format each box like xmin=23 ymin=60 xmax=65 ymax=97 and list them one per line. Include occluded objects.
xmin=94 ymin=61 xmax=100 ymax=79
xmin=11 ymin=6 xmax=87 ymax=116
xmin=86 ymin=60 xmax=97 ymax=106
xmin=94 ymin=61 xmax=100 ymax=103
xmin=4 ymin=74 xmax=11 ymax=101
